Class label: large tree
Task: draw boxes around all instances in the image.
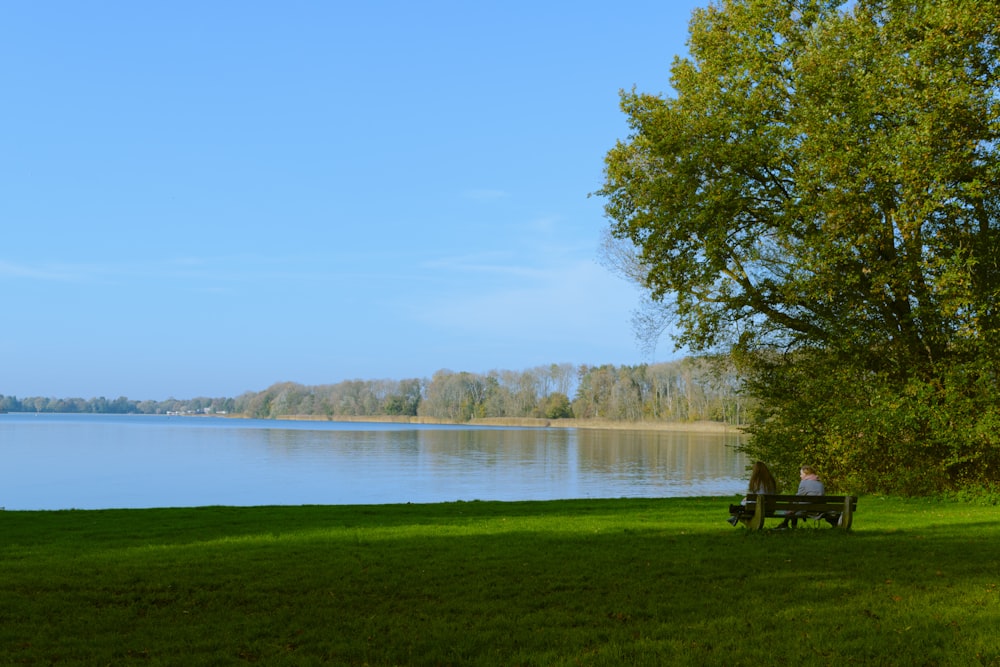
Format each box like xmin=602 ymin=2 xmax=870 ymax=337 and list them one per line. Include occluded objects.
xmin=599 ymin=0 xmax=1000 ymax=493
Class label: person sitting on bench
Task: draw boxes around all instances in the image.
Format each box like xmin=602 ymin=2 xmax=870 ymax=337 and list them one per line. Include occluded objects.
xmin=728 ymin=461 xmax=777 ymax=526
xmin=774 ymin=465 xmax=837 ymax=529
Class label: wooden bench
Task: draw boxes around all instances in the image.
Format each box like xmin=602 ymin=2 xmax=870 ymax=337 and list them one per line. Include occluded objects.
xmin=728 ymin=494 xmax=857 ymax=531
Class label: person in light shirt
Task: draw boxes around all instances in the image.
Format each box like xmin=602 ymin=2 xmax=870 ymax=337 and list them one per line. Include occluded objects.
xmin=774 ymin=465 xmax=834 ymax=530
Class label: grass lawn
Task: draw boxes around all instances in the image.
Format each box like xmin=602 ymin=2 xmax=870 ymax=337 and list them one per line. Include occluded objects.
xmin=1 ymin=497 xmax=998 ymax=665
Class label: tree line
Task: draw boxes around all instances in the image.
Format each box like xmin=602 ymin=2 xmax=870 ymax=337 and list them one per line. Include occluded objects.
xmin=0 ymin=357 xmax=747 ymax=425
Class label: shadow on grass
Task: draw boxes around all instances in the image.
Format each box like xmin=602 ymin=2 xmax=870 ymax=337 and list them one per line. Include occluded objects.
xmin=0 ymin=497 xmax=720 ymax=547
xmin=2 ymin=499 xmax=998 ymax=665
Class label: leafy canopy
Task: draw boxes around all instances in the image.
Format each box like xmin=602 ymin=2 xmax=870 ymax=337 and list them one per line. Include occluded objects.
xmin=599 ymin=0 xmax=1000 ymax=493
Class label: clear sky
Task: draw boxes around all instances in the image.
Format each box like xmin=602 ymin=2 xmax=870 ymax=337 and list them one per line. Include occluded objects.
xmin=2 ymin=1 xmax=704 ymax=400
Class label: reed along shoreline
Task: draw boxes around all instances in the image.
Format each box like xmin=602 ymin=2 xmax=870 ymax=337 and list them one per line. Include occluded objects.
xmin=265 ymin=414 xmax=742 ymax=432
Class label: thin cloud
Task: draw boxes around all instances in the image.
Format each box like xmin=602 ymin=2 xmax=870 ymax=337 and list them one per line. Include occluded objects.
xmin=0 ymin=259 xmax=94 ymax=282
xmin=418 ymin=251 xmax=541 ymax=278
xmin=463 ymin=188 xmax=509 ymax=201
xmin=411 ymin=259 xmax=638 ymax=340
xmin=0 ymin=254 xmax=335 ymax=286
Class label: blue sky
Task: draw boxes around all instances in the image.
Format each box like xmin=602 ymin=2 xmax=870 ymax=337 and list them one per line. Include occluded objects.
xmin=2 ymin=1 xmax=703 ymax=400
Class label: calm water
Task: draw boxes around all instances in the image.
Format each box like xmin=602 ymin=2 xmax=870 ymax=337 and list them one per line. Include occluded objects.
xmin=0 ymin=413 xmax=748 ymax=510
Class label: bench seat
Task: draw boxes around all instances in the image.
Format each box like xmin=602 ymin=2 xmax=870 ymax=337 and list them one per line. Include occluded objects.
xmin=728 ymin=494 xmax=857 ymax=531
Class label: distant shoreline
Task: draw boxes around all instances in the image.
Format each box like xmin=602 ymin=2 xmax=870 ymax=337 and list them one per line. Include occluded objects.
xmin=267 ymin=414 xmax=743 ymax=433
xmin=1 ymin=412 xmax=740 ymax=433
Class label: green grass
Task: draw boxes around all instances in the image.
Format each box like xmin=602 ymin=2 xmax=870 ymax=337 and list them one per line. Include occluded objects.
xmin=2 ymin=497 xmax=998 ymax=666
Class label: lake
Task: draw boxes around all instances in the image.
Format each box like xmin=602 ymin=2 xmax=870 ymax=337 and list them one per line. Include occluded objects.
xmin=0 ymin=413 xmax=748 ymax=510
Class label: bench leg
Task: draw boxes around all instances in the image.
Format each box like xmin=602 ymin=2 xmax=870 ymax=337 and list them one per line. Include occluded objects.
xmin=840 ymin=497 xmax=854 ymax=530
xmin=746 ymin=497 xmax=765 ymax=531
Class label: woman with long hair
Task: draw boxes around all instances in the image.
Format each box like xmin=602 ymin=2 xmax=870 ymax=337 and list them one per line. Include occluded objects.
xmin=728 ymin=461 xmax=777 ymax=526
xmin=747 ymin=461 xmax=778 ymax=496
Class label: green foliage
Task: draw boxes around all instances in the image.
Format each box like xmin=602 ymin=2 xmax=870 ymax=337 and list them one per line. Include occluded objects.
xmin=381 ymin=378 xmax=422 ymax=416
xmin=537 ymin=391 xmax=574 ymax=419
xmin=942 ymin=484 xmax=1000 ymax=506
xmin=600 ymin=0 xmax=1000 ymax=494
xmin=739 ymin=350 xmax=1000 ymax=494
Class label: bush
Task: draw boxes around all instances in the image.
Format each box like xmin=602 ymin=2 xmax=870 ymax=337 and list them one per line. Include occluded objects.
xmin=740 ymin=352 xmax=1000 ymax=496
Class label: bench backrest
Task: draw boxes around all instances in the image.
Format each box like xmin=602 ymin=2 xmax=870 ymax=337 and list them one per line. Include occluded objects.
xmin=749 ymin=494 xmax=858 ymax=513
xmin=740 ymin=494 xmax=858 ymax=531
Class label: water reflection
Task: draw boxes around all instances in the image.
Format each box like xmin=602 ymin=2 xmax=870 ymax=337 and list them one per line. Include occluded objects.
xmin=251 ymin=425 xmax=749 ymax=502
xmin=0 ymin=414 xmax=748 ymax=510
xmin=575 ymin=429 xmax=746 ymax=482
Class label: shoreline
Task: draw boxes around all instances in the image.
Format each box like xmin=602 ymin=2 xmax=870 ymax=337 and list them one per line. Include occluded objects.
xmin=4 ymin=412 xmax=742 ymax=433
xmin=265 ymin=414 xmax=743 ymax=433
